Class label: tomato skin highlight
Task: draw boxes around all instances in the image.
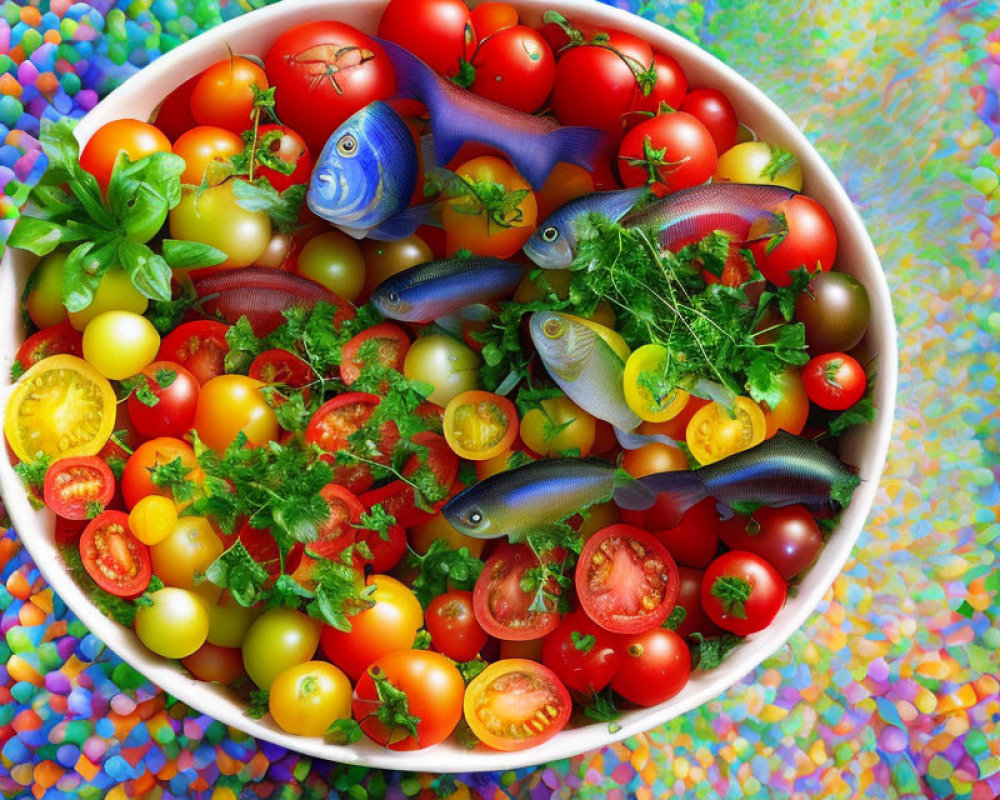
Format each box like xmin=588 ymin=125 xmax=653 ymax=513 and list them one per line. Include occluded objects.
xmin=377 ymin=0 xmax=475 ymax=78
xmin=701 ymin=550 xmax=787 ymax=636
xmin=190 ymin=56 xmax=269 ymax=133
xmin=464 ymin=659 xmax=571 ymax=751
xmin=473 ymin=543 xmax=561 ymax=641
xmin=575 ymin=524 xmax=679 ymax=634
xmin=611 ymin=628 xmax=690 ymax=707
xmin=470 ymin=1 xmax=518 ymax=40
xmin=803 ymin=352 xmax=867 ymax=411
xmin=679 ymin=88 xmax=738 ymax=154
xmin=79 ymin=511 xmax=151 ymax=599
xmin=43 ymin=456 xmax=114 ymax=521
xmin=541 ymin=609 xmax=618 ymax=695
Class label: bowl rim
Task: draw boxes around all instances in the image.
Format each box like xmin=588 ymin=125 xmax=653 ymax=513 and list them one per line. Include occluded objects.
xmin=0 ymin=0 xmax=897 ymax=772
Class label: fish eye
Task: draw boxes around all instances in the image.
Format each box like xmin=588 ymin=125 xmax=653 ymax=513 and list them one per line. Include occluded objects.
xmin=388 ymin=291 xmax=399 ymax=303
xmin=337 ymin=134 xmax=358 ymax=157
xmin=542 ymin=318 xmax=564 ymax=339
xmin=541 ymin=226 xmax=560 ymax=243
xmin=468 ymin=510 xmax=483 ymax=526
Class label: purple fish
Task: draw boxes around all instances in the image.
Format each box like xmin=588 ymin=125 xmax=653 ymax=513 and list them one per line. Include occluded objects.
xmin=374 ymin=37 xmax=605 ymax=191
xmin=620 ymin=182 xmax=798 ymax=251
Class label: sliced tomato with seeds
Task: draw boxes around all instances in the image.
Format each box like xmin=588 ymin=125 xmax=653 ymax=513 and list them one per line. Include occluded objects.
xmin=15 ymin=322 xmax=83 ymax=372
xmin=575 ymin=524 xmax=679 ymax=634
xmin=464 ymin=659 xmax=572 ymax=751
xmin=248 ymin=349 xmax=314 ymax=390
xmin=158 ymin=321 xmax=230 ymax=386
xmin=43 ymin=456 xmax=115 ymax=520
xmin=307 ymin=483 xmax=364 ymax=560
xmin=473 ymin=543 xmax=561 ymax=641
xmin=79 ymin=511 xmax=151 ymax=598
xmin=340 ymin=323 xmax=410 ymax=385
xmin=304 ymin=393 xmax=399 ymax=493
xmin=238 ymin=523 xmax=304 ymax=577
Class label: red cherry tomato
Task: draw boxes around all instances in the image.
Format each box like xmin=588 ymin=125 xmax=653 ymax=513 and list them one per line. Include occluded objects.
xmin=354 ymin=520 xmax=407 ymax=572
xmin=126 ymin=361 xmax=200 ymax=440
xmin=751 ymin=195 xmax=837 ymax=287
xmin=190 ymin=56 xmax=269 ymax=133
xmin=265 ymin=22 xmax=397 ymax=152
xmin=575 ymin=524 xmax=679 ymax=633
xmin=648 ymin=497 xmax=721 ymax=569
xmin=679 ymin=88 xmax=738 ymax=154
xmin=470 ymin=2 xmax=518 ymax=40
xmin=377 ymin=0 xmax=475 ymax=78
xmin=473 ymin=543 xmax=561 ymax=640
xmin=469 ymin=26 xmax=555 ymax=113
xmin=305 ymin=484 xmax=365 ymax=561
xmin=673 ymin=566 xmax=724 ymax=641
xmin=79 ymin=511 xmax=151 ymax=598
xmin=43 ymin=456 xmax=115 ymax=520
xmin=540 ymin=608 xmax=618 ymax=695
xmin=803 ymin=352 xmax=867 ymax=411
xmin=254 ymin=125 xmax=313 ymax=192
xmin=339 ymin=323 xmax=411 ymax=385
xmin=14 ymin=322 xmax=82 ymax=372
xmin=426 ymin=589 xmax=488 ymax=662
xmin=701 ymin=551 xmax=787 ymax=636
xmin=551 ymin=30 xmax=653 ymax=142
xmin=120 ymin=437 xmax=200 ymax=510
xmin=617 ymin=111 xmax=717 ymax=195
xmin=158 ymin=321 xmax=229 ymax=386
xmin=152 ymin=75 xmax=199 ymax=142
xmin=627 ymin=52 xmax=687 ymax=124
xmin=718 ymin=505 xmax=824 ymax=580
xmin=238 ymin=522 xmax=304 ymax=578
xmin=248 ymin=349 xmax=313 ymax=391
xmin=611 ymin=628 xmax=690 ymax=706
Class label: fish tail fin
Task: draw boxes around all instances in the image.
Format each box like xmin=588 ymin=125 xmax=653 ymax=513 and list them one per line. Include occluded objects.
xmin=614 ymin=470 xmax=708 ymax=529
xmin=366 ymin=201 xmax=440 ymax=241
xmin=510 ymin=126 xmax=606 ymax=191
xmin=375 ymin=37 xmax=441 ymax=105
xmin=614 ymin=426 xmax=680 ymax=451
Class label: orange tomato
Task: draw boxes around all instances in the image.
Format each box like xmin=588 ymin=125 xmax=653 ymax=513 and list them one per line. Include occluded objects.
xmin=172 ymin=125 xmax=244 ymax=185
xmin=762 ymin=369 xmax=810 ymax=438
xmin=190 ymin=57 xmax=268 ymax=133
xmin=79 ymin=119 xmax=171 ymax=190
xmin=121 ymin=437 xmax=201 ymax=510
xmin=193 ymin=375 xmax=278 ymax=452
xmin=441 ymin=156 xmax=537 ymax=258
xmin=536 ymin=162 xmax=595 ymax=219
xmin=621 ymin=443 xmax=688 ymax=477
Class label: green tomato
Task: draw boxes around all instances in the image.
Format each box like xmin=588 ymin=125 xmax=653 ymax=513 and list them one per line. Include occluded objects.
xmin=296 ymin=231 xmax=366 ymax=302
xmin=82 ymin=310 xmax=161 ymax=380
xmin=135 ymin=587 xmax=210 ymax=659
xmin=714 ymin=141 xmax=803 ymax=191
xmin=403 ymin=334 xmax=482 ymax=406
xmin=27 ymin=251 xmax=69 ymax=328
xmin=206 ymin=591 xmax=261 ymax=648
xmin=169 ymin=181 xmax=271 ymax=269
xmin=242 ymin=607 xmax=322 ymax=689
xmin=67 ymin=268 xmax=149 ymax=331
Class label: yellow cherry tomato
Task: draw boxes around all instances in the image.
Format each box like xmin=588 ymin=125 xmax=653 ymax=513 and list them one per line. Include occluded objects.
xmin=519 ymin=395 xmax=595 ymax=458
xmin=4 ymin=355 xmax=116 ymax=463
xmin=27 ymin=251 xmax=69 ymax=328
xmin=268 ymin=660 xmax=352 ymax=737
xmin=128 ymin=495 xmax=178 ymax=546
xmin=67 ymin=269 xmax=149 ymax=331
xmin=296 ymin=232 xmax=366 ymax=301
xmin=714 ymin=141 xmax=803 ymax=191
xmin=82 ymin=311 xmax=160 ymax=380
xmin=242 ymin=607 xmax=322 ymax=690
xmin=169 ymin=181 xmax=271 ymax=269
xmin=686 ymin=396 xmax=766 ymax=465
xmin=359 ymin=235 xmax=434 ymax=302
xmin=622 ymin=344 xmax=690 ymax=423
xmin=150 ymin=516 xmax=224 ymax=591
xmin=206 ymin=591 xmax=260 ymax=649
xmin=403 ymin=334 xmax=481 ymax=407
xmin=134 ymin=587 xmax=210 ymax=659
xmin=443 ymin=390 xmax=519 ymax=461
xmin=193 ymin=375 xmax=278 ymax=451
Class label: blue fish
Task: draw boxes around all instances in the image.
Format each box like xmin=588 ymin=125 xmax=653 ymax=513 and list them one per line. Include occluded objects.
xmin=370 ymin=256 xmax=522 ymax=323
xmin=374 ymin=37 xmax=605 ymax=191
xmin=523 ymin=187 xmax=649 ymax=268
xmin=307 ymin=101 xmax=429 ymax=240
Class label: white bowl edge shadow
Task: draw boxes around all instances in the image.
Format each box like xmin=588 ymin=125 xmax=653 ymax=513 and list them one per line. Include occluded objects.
xmin=0 ymin=0 xmax=897 ymax=772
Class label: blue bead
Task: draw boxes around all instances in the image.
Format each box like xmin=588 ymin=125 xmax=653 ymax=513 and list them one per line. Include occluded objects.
xmin=2 ymin=736 xmax=29 ymax=762
xmin=79 ymin=633 xmax=104 ymax=661
xmin=95 ymin=717 xmax=115 ymax=738
xmin=104 ymin=755 xmax=135 ymax=781
xmin=56 ymin=744 xmax=80 ymax=768
xmin=14 ymin=112 xmax=38 ymax=137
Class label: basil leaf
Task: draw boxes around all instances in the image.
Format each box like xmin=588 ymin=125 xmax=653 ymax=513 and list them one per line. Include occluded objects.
xmin=67 ymin=169 xmax=115 ymax=230
xmin=61 ymin=241 xmax=102 ymax=312
xmin=38 ymin=118 xmax=80 ymax=178
xmin=28 ymin=184 xmax=80 ymax=218
xmin=161 ymin=239 xmax=227 ymax=270
xmin=110 ymin=151 xmax=186 ymax=235
xmin=232 ymin=179 xmax=306 ymax=233
xmin=7 ymin=217 xmax=63 ymax=255
xmin=117 ymin=239 xmax=172 ymax=302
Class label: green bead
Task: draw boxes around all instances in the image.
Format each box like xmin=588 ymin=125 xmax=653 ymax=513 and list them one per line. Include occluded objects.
xmin=64 ymin=720 xmax=92 ymax=745
xmin=60 ymin=72 xmax=81 ymax=96
xmin=20 ymin=28 xmax=43 ymax=56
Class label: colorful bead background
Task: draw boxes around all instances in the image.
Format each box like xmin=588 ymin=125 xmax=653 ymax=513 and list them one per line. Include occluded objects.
xmin=1 ymin=0 xmax=999 ymax=798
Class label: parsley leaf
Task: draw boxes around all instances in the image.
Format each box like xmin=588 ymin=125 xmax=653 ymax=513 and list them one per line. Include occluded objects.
xmin=406 ymin=539 xmax=484 ymax=608
xmin=247 ymin=689 xmax=270 ymax=719
xmin=61 ymin=545 xmax=138 ymax=627
xmin=204 ymin=542 xmax=270 ymax=607
xmin=690 ymin=632 xmax=743 ymax=670
xmin=662 ymin=605 xmax=687 ymax=631
xmin=357 ymin=504 xmax=396 ymax=540
xmin=457 ymin=658 xmax=488 ymax=684
xmin=571 ymin=631 xmax=595 ymax=653
xmin=306 ymin=560 xmax=376 ymax=631
xmin=582 ymin=689 xmax=623 ymax=732
xmin=326 ymin=718 xmax=364 ymax=744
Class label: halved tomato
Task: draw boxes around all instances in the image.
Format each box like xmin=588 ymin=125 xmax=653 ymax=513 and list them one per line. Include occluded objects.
xmin=14 ymin=322 xmax=83 ymax=372
xmin=305 ymin=393 xmax=399 ymax=493
xmin=43 ymin=456 xmax=115 ymax=520
xmin=248 ymin=349 xmax=314 ymax=390
xmin=686 ymin=397 xmax=766 ymax=466
xmin=5 ymin=355 xmax=116 ymax=463
xmin=464 ymin=659 xmax=571 ymax=751
xmin=307 ymin=484 xmax=364 ymax=560
xmin=79 ymin=511 xmax=152 ymax=598
xmin=442 ymin=390 xmax=518 ymax=461
xmin=473 ymin=543 xmax=561 ymax=641
xmin=575 ymin=524 xmax=679 ymax=634
xmin=238 ymin=523 xmax=304 ymax=577
xmin=158 ymin=321 xmax=230 ymax=385
xmin=340 ymin=323 xmax=410 ymax=385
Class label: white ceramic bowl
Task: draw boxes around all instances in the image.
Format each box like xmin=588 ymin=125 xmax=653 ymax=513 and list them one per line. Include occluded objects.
xmin=0 ymin=0 xmax=896 ymax=772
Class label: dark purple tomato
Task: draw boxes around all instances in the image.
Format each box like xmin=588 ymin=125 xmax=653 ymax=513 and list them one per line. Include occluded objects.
xmin=717 ymin=505 xmax=823 ymax=580
xmin=794 ymin=271 xmax=870 ymax=353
